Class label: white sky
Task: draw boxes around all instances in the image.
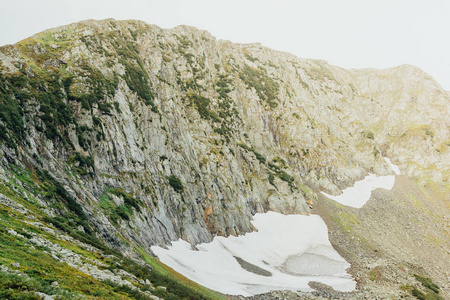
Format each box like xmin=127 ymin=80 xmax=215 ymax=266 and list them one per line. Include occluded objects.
xmin=1 ymin=0 xmax=449 ymax=90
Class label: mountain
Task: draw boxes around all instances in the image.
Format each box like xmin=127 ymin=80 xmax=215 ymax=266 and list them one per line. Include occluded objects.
xmin=0 ymin=18 xmax=448 ymax=299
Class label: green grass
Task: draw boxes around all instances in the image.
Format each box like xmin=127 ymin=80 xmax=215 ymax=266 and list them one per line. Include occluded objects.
xmin=108 ymin=188 xmax=142 ymax=212
xmin=0 ymin=28 xmax=120 ymax=154
xmin=238 ymin=143 xmax=266 ymax=164
xmin=268 ymin=174 xmax=276 ymax=187
xmin=1 ymin=25 xmax=233 ymax=299
xmin=239 ymin=65 xmax=279 ymax=108
xmin=99 ymin=188 xmax=143 ymax=223
xmin=0 ymin=207 xmax=128 ymax=299
xmin=168 ymin=175 xmax=184 ymax=193
xmin=0 ymin=269 xmax=56 ymax=300
xmin=414 ymin=274 xmax=440 ymax=294
xmin=402 ymin=275 xmax=443 ymax=300
xmin=305 ymin=64 xmax=336 ymax=82
xmin=186 ymin=92 xmax=212 ymax=120
xmin=138 ymin=249 xmax=225 ymax=300
xmin=0 ymin=170 xmax=224 ymax=299
xmin=404 ymin=285 xmax=443 ymax=300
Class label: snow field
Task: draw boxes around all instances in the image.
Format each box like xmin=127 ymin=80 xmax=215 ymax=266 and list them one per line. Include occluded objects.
xmin=151 ymin=159 xmax=401 ymax=295
xmin=151 ymin=212 xmax=355 ymax=296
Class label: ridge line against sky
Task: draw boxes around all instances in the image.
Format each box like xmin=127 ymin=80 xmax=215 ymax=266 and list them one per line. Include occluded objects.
xmin=1 ymin=0 xmax=449 ymax=90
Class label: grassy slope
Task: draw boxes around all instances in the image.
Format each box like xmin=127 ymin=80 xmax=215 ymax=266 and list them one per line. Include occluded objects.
xmin=0 ymin=163 xmax=225 ymax=300
xmin=0 ymin=25 xmax=227 ymax=299
xmin=139 ymin=250 xmax=225 ymax=300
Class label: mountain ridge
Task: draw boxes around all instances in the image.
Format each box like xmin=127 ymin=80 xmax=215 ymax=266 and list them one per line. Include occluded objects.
xmin=0 ymin=18 xmax=448 ymax=299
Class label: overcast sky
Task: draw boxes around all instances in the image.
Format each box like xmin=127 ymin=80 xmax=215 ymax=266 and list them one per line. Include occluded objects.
xmin=1 ymin=0 xmax=449 ymax=90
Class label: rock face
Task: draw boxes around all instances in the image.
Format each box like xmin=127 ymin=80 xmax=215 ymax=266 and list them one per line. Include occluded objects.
xmin=0 ymin=18 xmax=448 ymax=255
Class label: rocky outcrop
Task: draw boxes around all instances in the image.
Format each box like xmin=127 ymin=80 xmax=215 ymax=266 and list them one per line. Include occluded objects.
xmin=0 ymin=18 xmax=448 ymax=255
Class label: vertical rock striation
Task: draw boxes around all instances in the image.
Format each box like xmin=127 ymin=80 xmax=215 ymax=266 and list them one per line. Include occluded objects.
xmin=0 ymin=18 xmax=448 ymax=255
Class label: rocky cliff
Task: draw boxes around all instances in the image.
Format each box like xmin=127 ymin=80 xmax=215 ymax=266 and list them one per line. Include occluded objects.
xmin=0 ymin=19 xmax=448 ymax=299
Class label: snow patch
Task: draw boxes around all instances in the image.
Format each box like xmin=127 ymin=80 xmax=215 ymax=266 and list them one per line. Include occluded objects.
xmin=384 ymin=157 xmax=401 ymax=175
xmin=321 ymin=158 xmax=400 ymax=208
xmin=151 ymin=212 xmax=355 ymax=296
xmin=321 ymin=174 xmax=395 ymax=208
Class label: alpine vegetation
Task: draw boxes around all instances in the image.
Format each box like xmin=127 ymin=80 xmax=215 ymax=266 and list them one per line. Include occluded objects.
xmin=0 ymin=19 xmax=448 ymax=299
